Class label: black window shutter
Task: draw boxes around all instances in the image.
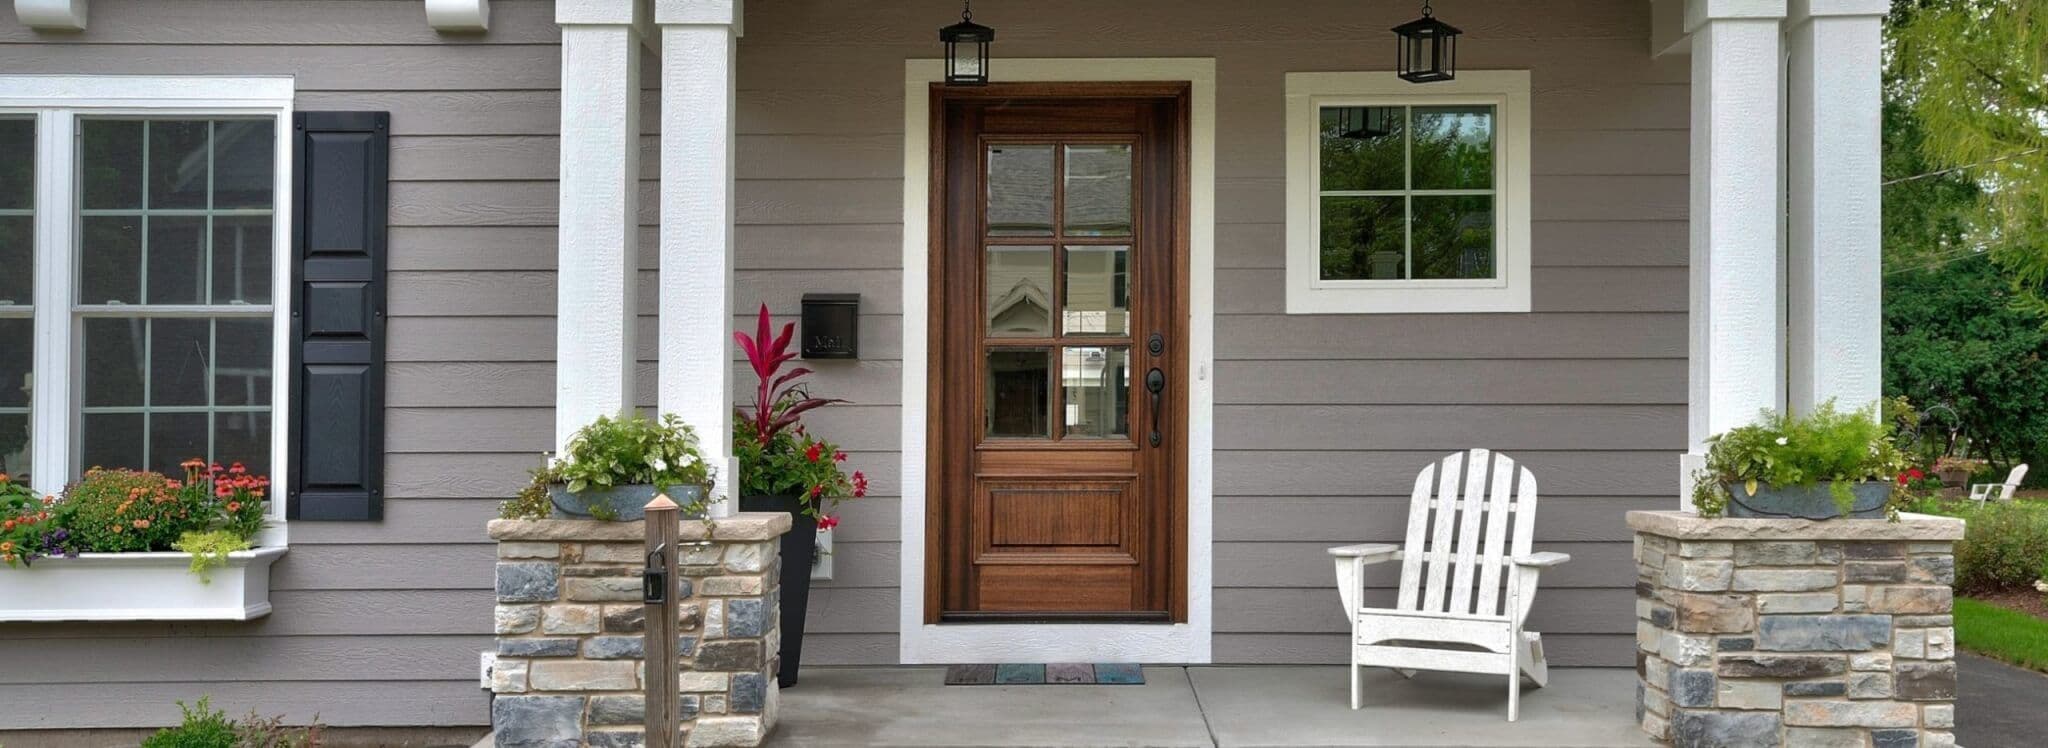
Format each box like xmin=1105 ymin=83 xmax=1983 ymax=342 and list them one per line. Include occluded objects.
xmin=288 ymin=112 xmax=389 ymax=521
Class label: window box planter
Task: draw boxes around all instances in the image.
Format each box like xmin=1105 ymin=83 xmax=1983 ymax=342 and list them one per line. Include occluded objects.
xmin=0 ymin=546 xmax=286 ymax=622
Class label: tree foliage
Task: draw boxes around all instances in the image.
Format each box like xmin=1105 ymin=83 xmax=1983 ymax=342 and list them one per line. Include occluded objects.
xmin=1891 ymin=0 xmax=2048 ymax=308
xmin=1884 ymin=253 xmax=2048 ymax=473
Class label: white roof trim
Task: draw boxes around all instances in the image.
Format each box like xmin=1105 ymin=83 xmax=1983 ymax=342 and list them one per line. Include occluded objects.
xmin=14 ymin=0 xmax=87 ymax=31
xmin=426 ymin=0 xmax=490 ymax=32
xmin=0 ymin=75 xmax=294 ymax=108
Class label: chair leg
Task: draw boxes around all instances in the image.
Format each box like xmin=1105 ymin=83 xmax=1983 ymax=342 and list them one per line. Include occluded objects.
xmin=1519 ymin=631 xmax=1550 ymax=689
xmin=1507 ymin=633 xmax=1522 ymax=722
xmin=1350 ymin=662 xmax=1362 ymax=710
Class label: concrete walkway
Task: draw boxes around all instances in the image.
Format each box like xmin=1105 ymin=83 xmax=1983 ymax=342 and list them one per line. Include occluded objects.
xmin=1955 ymin=652 xmax=2048 ymax=748
xmin=768 ymin=666 xmax=1654 ymax=747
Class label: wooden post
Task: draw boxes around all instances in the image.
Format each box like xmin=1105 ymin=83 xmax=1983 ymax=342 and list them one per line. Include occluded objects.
xmin=643 ymin=494 xmax=681 ymax=748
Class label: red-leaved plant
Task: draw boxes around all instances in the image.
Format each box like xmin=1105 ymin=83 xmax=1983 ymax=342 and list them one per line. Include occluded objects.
xmin=732 ymin=304 xmax=866 ymax=526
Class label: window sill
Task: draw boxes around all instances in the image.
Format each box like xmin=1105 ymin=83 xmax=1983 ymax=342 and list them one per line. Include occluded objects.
xmin=1285 ymin=284 xmax=1531 ymax=315
xmin=0 ymin=546 xmax=286 ymax=622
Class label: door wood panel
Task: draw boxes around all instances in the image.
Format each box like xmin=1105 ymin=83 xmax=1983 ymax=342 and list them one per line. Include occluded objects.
xmin=927 ymin=83 xmax=1190 ymax=622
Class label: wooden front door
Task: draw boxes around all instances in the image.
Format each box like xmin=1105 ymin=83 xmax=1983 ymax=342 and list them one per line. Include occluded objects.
xmin=928 ymin=83 xmax=1189 ymax=621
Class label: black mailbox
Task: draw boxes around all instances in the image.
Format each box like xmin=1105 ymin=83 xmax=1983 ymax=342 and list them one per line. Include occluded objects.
xmin=801 ymin=293 xmax=860 ymax=359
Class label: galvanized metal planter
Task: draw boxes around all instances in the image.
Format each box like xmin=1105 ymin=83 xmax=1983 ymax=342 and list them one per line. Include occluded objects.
xmin=549 ymin=484 xmax=707 ymax=521
xmin=1722 ymin=480 xmax=1892 ymax=520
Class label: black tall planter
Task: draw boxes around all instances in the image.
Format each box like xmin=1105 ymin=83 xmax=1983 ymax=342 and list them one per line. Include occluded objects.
xmin=739 ymin=493 xmax=818 ymax=688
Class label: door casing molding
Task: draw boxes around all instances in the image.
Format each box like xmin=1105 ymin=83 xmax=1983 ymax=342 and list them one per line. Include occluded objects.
xmin=899 ymin=58 xmax=1216 ymax=664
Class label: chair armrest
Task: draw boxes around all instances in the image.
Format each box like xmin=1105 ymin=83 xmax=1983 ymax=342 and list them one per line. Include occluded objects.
xmin=1327 ymin=543 xmax=1401 ymax=563
xmin=1511 ymin=551 xmax=1571 ymax=568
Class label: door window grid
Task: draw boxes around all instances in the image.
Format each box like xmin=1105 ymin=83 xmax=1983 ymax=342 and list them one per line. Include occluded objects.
xmin=74 ymin=118 xmax=275 ymax=475
xmin=982 ymin=139 xmax=1136 ymax=442
xmin=0 ymin=117 xmax=32 ymax=476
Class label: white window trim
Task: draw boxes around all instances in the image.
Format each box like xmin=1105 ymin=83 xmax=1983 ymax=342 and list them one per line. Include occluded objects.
xmin=0 ymin=75 xmax=294 ymax=549
xmin=1284 ymin=70 xmax=1532 ymax=314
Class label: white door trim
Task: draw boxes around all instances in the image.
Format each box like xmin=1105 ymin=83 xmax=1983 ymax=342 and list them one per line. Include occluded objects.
xmin=899 ymin=57 xmax=1216 ymax=664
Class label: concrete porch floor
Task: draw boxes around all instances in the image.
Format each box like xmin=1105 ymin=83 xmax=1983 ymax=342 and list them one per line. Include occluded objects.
xmin=767 ymin=666 xmax=1655 ymax=747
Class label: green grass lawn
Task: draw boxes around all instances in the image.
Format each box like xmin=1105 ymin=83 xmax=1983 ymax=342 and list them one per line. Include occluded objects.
xmin=1955 ymin=597 xmax=2048 ymax=672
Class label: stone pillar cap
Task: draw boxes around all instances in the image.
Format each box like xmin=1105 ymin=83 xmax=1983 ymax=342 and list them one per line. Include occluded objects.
xmin=488 ymin=512 xmax=794 ymax=542
xmin=1627 ymin=510 xmax=1964 ymax=541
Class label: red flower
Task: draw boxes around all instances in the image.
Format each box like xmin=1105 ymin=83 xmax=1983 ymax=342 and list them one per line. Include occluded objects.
xmin=228 ymin=462 xmax=247 ymax=475
xmin=833 ymin=451 xmax=847 ymax=463
xmin=216 ymin=485 xmax=233 ymax=498
xmin=1898 ymin=468 xmax=1927 ymax=487
xmin=805 ymin=443 xmax=823 ymax=463
xmin=851 ymin=471 xmax=869 ymax=498
xmin=227 ymin=502 xmax=242 ymax=512
xmin=809 ymin=484 xmax=824 ymax=498
xmin=817 ymin=515 xmax=840 ymax=532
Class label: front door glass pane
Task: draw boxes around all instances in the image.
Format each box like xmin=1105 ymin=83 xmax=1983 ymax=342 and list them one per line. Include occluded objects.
xmin=1063 ymin=144 xmax=1132 ymax=236
xmin=1062 ymin=246 xmax=1128 ymax=335
xmin=1063 ymin=346 xmax=1130 ymax=439
xmin=987 ymin=145 xmax=1054 ymax=236
xmin=985 ymin=348 xmax=1050 ymax=438
xmin=986 ymin=245 xmax=1053 ymax=336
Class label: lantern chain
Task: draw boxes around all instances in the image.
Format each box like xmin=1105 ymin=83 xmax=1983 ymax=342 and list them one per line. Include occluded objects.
xmin=1421 ymin=1 xmax=1434 ymax=18
xmin=962 ymin=2 xmax=973 ymax=23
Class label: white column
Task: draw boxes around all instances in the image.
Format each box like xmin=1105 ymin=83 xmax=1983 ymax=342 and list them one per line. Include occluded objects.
xmin=1785 ymin=0 xmax=1885 ymax=416
xmin=554 ymin=0 xmax=643 ymax=450
xmin=657 ymin=0 xmax=740 ymax=517
xmin=1684 ymin=0 xmax=1787 ymax=505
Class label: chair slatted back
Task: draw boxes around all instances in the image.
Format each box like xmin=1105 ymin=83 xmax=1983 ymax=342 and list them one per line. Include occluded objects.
xmin=2004 ymin=465 xmax=2031 ymax=500
xmin=1395 ymin=449 xmax=1539 ymax=618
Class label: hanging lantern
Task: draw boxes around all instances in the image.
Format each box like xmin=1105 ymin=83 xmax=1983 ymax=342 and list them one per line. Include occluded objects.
xmin=1393 ymin=0 xmax=1460 ymax=84
xmin=940 ymin=2 xmax=995 ymax=86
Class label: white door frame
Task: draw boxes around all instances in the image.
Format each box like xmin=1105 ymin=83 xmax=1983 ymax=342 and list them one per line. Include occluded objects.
xmin=898 ymin=58 xmax=1216 ymax=664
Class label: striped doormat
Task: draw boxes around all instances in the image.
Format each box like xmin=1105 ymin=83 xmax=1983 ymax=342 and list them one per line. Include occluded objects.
xmin=944 ymin=663 xmax=1145 ymax=685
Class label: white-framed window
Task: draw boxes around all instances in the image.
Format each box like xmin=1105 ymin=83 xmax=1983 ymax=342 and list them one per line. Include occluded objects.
xmin=1284 ymin=71 xmax=1531 ymax=314
xmin=0 ymin=77 xmax=293 ymax=531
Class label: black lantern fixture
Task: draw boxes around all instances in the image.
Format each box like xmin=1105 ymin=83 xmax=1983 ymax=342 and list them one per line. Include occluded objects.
xmin=940 ymin=2 xmax=994 ymax=86
xmin=1393 ymin=0 xmax=1460 ymax=84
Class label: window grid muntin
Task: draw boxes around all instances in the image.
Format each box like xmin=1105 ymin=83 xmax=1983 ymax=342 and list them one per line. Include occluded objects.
xmin=1313 ymin=101 xmax=1501 ymax=286
xmin=73 ymin=117 xmax=275 ymax=474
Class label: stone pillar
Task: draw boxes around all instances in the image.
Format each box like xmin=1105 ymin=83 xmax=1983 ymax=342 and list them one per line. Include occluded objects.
xmin=1629 ymin=511 xmax=1965 ymax=748
xmin=489 ymin=513 xmax=792 ymax=748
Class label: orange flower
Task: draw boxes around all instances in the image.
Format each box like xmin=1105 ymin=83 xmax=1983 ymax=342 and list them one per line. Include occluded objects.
xmin=2 ymin=519 xmax=12 ymax=531
xmin=132 ymin=519 xmax=150 ymax=529
xmin=0 ymin=471 xmax=9 ymax=483
xmin=227 ymin=501 xmax=242 ymax=512
xmin=0 ymin=541 xmax=13 ymax=553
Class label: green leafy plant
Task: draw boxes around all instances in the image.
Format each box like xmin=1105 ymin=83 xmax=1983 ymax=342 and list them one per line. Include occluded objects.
xmin=142 ymin=697 xmax=239 ymax=748
xmin=1691 ymin=401 xmax=1911 ymax=518
xmin=175 ymin=530 xmax=251 ymax=584
xmin=231 ymin=708 xmax=324 ymax=748
xmin=732 ymin=303 xmax=866 ymax=526
xmin=0 ymin=472 xmax=61 ymax=568
xmin=498 ymin=459 xmax=557 ymax=521
xmin=552 ymin=413 xmax=714 ymax=517
xmin=1909 ymin=498 xmax=2048 ymax=593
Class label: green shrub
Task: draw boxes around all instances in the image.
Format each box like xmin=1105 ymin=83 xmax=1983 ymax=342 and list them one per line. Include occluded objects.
xmin=554 ymin=413 xmax=713 ymax=495
xmin=142 ymin=697 xmax=239 ymax=748
xmin=1917 ymin=499 xmax=2048 ymax=593
xmin=1691 ymin=402 xmax=1910 ymax=517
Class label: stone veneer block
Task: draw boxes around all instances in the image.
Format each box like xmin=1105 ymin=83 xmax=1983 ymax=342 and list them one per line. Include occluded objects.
xmin=1630 ymin=511 xmax=1963 ymax=747
xmin=491 ymin=514 xmax=790 ymax=747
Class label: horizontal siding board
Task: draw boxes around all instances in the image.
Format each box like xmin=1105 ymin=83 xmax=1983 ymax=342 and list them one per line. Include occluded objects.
xmin=1217 ymin=359 xmax=1683 ymax=405
xmin=804 ymin=587 xmax=903 ymax=634
xmin=1214 ymin=405 xmax=1685 ymax=451
xmin=0 ymin=590 xmax=490 ymax=638
xmin=1215 ymin=587 xmax=1637 ymax=634
xmin=811 ymin=541 xmax=902 ymax=590
xmin=0 ymin=681 xmax=487 ymax=729
xmin=1215 ymin=541 xmax=1634 ymax=589
xmin=273 ymin=544 xmax=493 ymax=591
xmin=1215 ymin=450 xmax=1681 ymax=497
xmin=0 ymin=44 xmax=560 ymax=91
xmin=1218 ymin=314 xmax=1686 ymax=360
xmin=1213 ymin=496 xmax=1669 ymax=543
xmin=1215 ymin=633 xmax=1631 ymax=667
xmin=0 ymin=0 xmax=560 ymax=45
xmin=0 ymin=635 xmax=489 ymax=684
xmin=292 ymin=499 xmax=504 ymax=544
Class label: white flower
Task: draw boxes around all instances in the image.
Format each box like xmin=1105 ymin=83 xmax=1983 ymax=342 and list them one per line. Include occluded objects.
xmin=1775 ymin=437 xmax=1789 ymax=446
xmin=651 ymin=457 xmax=668 ymax=472
xmin=2035 ymin=579 xmax=2048 ymax=594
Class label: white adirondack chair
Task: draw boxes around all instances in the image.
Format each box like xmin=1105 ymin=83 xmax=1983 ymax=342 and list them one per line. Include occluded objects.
xmin=1328 ymin=449 xmax=1570 ymax=722
xmin=1971 ymin=464 xmax=2029 ymax=505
